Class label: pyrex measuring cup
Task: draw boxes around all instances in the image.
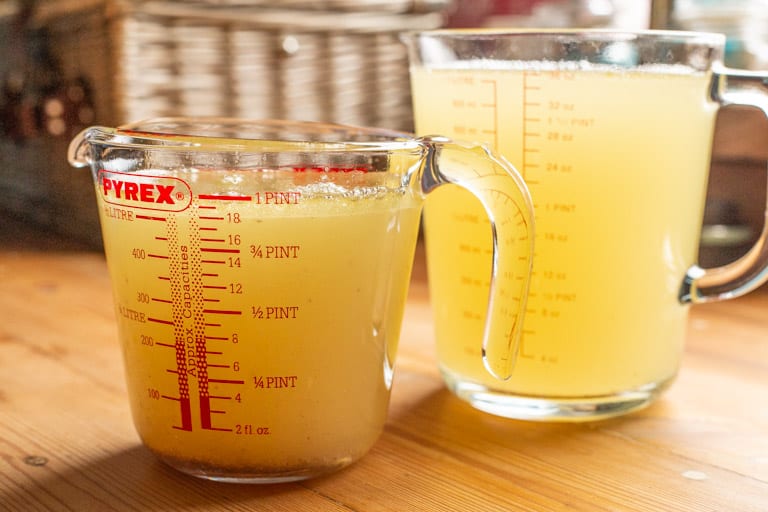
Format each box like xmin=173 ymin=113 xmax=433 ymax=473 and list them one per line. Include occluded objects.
xmin=68 ymin=118 xmax=534 ymax=482
xmin=404 ymin=29 xmax=768 ymax=421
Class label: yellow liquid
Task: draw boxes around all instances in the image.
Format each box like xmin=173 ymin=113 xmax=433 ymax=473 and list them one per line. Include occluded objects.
xmin=97 ymin=174 xmax=421 ymax=478
xmin=411 ymin=65 xmax=717 ymax=397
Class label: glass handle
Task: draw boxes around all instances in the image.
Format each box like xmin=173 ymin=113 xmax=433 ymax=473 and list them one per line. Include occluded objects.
xmin=680 ymin=69 xmax=768 ymax=304
xmin=418 ymin=136 xmax=535 ymax=380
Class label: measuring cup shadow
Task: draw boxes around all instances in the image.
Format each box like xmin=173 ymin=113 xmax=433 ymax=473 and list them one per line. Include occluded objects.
xmin=385 ymin=384 xmax=667 ymax=462
xmin=9 ymin=445 xmax=301 ymax=510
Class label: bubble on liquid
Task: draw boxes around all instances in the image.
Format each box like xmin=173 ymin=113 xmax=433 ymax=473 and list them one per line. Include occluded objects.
xmin=222 ymin=173 xmax=244 ymax=186
xmin=298 ymin=182 xmax=397 ymax=202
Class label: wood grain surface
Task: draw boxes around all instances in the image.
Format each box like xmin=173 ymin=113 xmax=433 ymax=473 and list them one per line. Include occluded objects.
xmin=1 ymin=214 xmax=767 ymax=511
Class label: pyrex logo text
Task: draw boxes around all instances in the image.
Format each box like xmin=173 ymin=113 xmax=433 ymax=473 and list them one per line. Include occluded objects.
xmin=103 ymin=178 xmax=175 ymax=204
xmin=98 ymin=170 xmax=192 ymax=212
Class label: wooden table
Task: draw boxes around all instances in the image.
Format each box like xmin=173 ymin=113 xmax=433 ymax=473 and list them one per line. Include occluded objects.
xmin=1 ymin=214 xmax=767 ymax=511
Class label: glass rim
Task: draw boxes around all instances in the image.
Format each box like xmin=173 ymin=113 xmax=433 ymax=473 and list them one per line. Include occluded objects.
xmin=80 ymin=117 xmax=419 ymax=154
xmin=403 ymin=28 xmax=726 ymax=46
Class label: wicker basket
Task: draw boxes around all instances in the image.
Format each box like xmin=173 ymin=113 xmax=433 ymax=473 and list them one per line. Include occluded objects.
xmin=184 ymin=0 xmax=453 ymax=14
xmin=0 ymin=0 xmax=449 ymax=245
xmin=19 ymin=0 xmax=449 ymax=129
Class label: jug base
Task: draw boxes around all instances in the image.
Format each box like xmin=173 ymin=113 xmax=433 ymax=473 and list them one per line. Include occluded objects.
xmin=155 ymin=452 xmax=355 ymax=484
xmin=442 ymin=370 xmax=676 ymax=422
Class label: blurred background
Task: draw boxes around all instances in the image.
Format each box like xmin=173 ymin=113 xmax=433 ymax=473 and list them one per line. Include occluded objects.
xmin=0 ymin=0 xmax=766 ymax=266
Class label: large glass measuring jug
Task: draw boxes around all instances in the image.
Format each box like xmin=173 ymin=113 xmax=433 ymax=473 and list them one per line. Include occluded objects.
xmin=68 ymin=118 xmax=533 ymax=482
xmin=404 ymin=29 xmax=768 ymax=421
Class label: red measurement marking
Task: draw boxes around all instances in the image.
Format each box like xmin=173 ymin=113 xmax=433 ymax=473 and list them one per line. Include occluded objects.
xmin=201 ymin=247 xmax=240 ymax=254
xmin=174 ymin=398 xmax=193 ymax=431
xmin=200 ymin=397 xmax=212 ymax=430
xmin=199 ymin=205 xmax=216 ymax=210
xmin=209 ymin=379 xmax=245 ymax=385
xmin=204 ymin=298 xmax=221 ymax=303
xmin=200 ymin=238 xmax=225 ymax=242
xmin=201 ymin=259 xmax=226 ymax=264
xmin=211 ymin=409 xmax=226 ymax=414
xmin=158 ymin=276 xmax=170 ymax=281
xmin=152 ymin=298 xmax=172 ymax=303
xmin=206 ymin=350 xmax=224 ymax=355
xmin=199 ymin=194 xmax=252 ymax=201
xmin=202 ymin=273 xmax=219 ymax=277
xmin=148 ymin=317 xmax=174 ymax=325
xmin=199 ymin=216 xmax=224 ymax=221
xmin=205 ymin=336 xmax=228 ymax=341
xmin=209 ymin=395 xmax=231 ymax=400
xmin=148 ymin=254 xmax=169 ymax=260
xmin=136 ymin=214 xmax=167 ymax=221
xmin=200 ymin=227 xmax=218 ymax=231
xmin=155 ymin=342 xmax=174 ymax=348
xmin=203 ymin=285 xmax=226 ymax=290
xmin=295 ymin=166 xmax=369 ymax=173
xmin=205 ymin=323 xmax=222 ymax=327
xmin=203 ymin=309 xmax=242 ymax=315
xmin=156 ymin=237 xmax=168 ymax=241
xmin=207 ymin=363 xmax=229 ymax=368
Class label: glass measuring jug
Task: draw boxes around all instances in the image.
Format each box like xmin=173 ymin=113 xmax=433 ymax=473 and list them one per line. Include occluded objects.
xmin=404 ymin=29 xmax=768 ymax=421
xmin=68 ymin=117 xmax=534 ymax=482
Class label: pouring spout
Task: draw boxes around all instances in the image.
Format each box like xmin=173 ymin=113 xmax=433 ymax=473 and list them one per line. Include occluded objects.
xmin=68 ymin=127 xmax=98 ymax=168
